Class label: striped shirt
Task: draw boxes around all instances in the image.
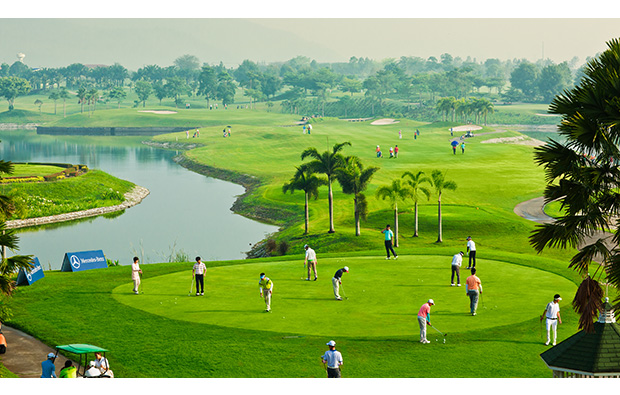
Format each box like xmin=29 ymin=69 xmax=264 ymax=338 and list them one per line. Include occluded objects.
xmin=193 ymin=261 xmax=207 ymax=275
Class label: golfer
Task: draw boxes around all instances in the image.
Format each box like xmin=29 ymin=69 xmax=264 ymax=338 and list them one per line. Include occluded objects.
xmin=192 ymin=256 xmax=207 ymax=296
xmin=382 ymin=224 xmax=398 ymax=260
xmin=321 ymin=340 xmax=343 ymax=378
xmin=451 ymin=251 xmax=464 ymax=286
xmin=417 ymin=299 xmax=434 ymax=344
xmin=465 ymin=268 xmax=483 ymax=316
xmin=304 ymin=244 xmax=318 ymax=281
xmin=540 ymin=294 xmax=562 ymax=346
xmin=332 ymin=266 xmax=349 ymax=301
xmin=131 ymin=256 xmax=142 ymax=295
xmin=258 ymin=273 xmax=274 ymax=312
xmin=466 ymin=236 xmax=476 ymax=269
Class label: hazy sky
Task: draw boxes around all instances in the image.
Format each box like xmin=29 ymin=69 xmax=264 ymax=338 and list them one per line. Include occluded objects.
xmin=1 ymin=2 xmax=620 ymax=70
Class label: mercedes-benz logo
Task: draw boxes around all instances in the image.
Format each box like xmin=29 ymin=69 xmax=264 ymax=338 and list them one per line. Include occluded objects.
xmin=70 ymin=255 xmax=81 ymax=269
xmin=26 ymin=272 xmax=32 ymax=282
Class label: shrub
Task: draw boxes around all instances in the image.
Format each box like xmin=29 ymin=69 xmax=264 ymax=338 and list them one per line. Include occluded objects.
xmin=278 ymin=240 xmax=289 ymax=255
xmin=265 ymin=239 xmax=277 ymax=255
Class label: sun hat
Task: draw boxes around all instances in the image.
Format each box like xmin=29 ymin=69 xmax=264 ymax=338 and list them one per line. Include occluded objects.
xmin=47 ymin=352 xmax=55 ymax=358
xmin=304 ymin=244 xmax=308 ymax=248
xmin=459 ymin=251 xmax=464 ymax=255
xmin=344 ymin=266 xmax=349 ymax=272
xmin=554 ymin=294 xmax=562 ymax=301
xmin=467 ymin=236 xmax=472 ymax=240
xmin=326 ymin=340 xmax=336 ymax=346
xmin=428 ymin=299 xmax=435 ymax=305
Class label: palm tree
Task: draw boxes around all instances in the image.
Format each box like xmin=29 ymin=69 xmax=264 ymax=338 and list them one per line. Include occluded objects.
xmin=282 ymin=164 xmax=327 ymax=235
xmin=530 ymin=38 xmax=620 ymax=332
xmin=335 ymin=156 xmax=379 ymax=236
xmin=0 ymin=159 xmax=34 ymax=300
xmin=301 ymin=142 xmax=351 ymax=233
xmin=48 ymin=91 xmax=59 ymax=115
xmin=402 ymin=170 xmax=432 ymax=237
xmin=59 ymin=87 xmax=70 ymax=118
xmin=430 ymin=170 xmax=457 ymax=243
xmin=34 ymin=99 xmax=43 ymax=114
xmin=375 ymin=178 xmax=413 ymax=247
xmin=76 ymin=87 xmax=86 ymax=113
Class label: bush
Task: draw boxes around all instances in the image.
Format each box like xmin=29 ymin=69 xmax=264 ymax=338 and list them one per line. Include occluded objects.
xmin=265 ymin=239 xmax=277 ymax=255
xmin=106 ymin=259 xmax=120 ymax=267
xmin=278 ymin=240 xmax=289 ymax=255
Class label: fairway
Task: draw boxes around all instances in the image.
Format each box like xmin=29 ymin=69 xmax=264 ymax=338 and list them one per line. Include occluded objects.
xmin=113 ymin=255 xmax=575 ymax=338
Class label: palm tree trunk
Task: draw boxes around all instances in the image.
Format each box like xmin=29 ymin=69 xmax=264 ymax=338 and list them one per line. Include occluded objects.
xmin=63 ymin=100 xmax=66 ymax=118
xmin=437 ymin=194 xmax=443 ymax=243
xmin=414 ymin=201 xmax=419 ymax=237
xmin=328 ymin=178 xmax=335 ymax=233
xmin=394 ymin=203 xmax=399 ymax=247
xmin=304 ymin=192 xmax=309 ymax=235
xmin=354 ymin=196 xmax=360 ymax=236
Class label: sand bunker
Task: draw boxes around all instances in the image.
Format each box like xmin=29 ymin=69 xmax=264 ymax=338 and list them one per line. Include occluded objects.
xmin=138 ymin=110 xmax=178 ymax=115
xmin=481 ymin=135 xmax=546 ymax=146
xmin=450 ymin=125 xmax=483 ymax=132
xmin=371 ymin=118 xmax=400 ymax=125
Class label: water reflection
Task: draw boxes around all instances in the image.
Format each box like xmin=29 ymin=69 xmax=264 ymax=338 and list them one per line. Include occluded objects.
xmin=0 ymin=130 xmax=278 ymax=270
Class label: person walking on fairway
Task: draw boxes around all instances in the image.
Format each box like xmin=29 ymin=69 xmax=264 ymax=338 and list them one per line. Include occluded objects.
xmin=540 ymin=294 xmax=562 ymax=346
xmin=466 ymin=236 xmax=477 ymax=269
xmin=465 ymin=268 xmax=483 ymax=315
xmin=461 ymin=142 xmax=466 ymax=154
xmin=131 ymin=256 xmax=142 ymax=295
xmin=382 ymin=224 xmax=398 ymax=260
xmin=417 ymin=299 xmax=434 ymax=344
xmin=321 ymin=340 xmax=343 ymax=378
xmin=304 ymin=244 xmax=318 ymax=281
xmin=258 ymin=273 xmax=274 ymax=312
xmin=192 ymin=256 xmax=207 ymax=296
xmin=332 ymin=266 xmax=349 ymax=300
xmin=451 ymin=251 xmax=464 ymax=286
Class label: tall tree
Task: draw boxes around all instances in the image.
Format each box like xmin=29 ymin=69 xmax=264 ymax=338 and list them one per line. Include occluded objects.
xmin=301 ymin=142 xmax=351 ymax=233
xmin=134 ymin=81 xmax=152 ymax=108
xmin=48 ymin=91 xmax=59 ymax=115
xmin=58 ymin=87 xmax=70 ymax=118
xmin=376 ymin=178 xmax=412 ymax=247
xmin=430 ymin=170 xmax=457 ymax=243
xmin=402 ymin=171 xmax=432 ymax=237
xmin=197 ymin=65 xmax=218 ymax=108
xmin=530 ymin=38 xmax=620 ymax=332
xmin=0 ymin=77 xmax=31 ymax=111
xmin=336 ymin=156 xmax=379 ymax=236
xmin=282 ymin=164 xmax=327 ymax=235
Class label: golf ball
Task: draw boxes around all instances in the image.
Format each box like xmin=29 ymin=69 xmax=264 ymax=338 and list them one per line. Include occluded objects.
xmin=283 ymin=317 xmax=285 ymax=319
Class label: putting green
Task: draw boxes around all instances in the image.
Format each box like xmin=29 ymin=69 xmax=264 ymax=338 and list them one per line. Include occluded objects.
xmin=112 ymin=255 xmax=575 ymax=338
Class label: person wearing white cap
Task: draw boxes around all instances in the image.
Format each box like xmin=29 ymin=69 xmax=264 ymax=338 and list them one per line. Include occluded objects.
xmin=451 ymin=251 xmax=464 ymax=286
xmin=417 ymin=299 xmax=434 ymax=344
xmin=321 ymin=340 xmax=343 ymax=378
xmin=304 ymin=244 xmax=318 ymax=281
xmin=466 ymin=236 xmax=476 ymax=269
xmin=418 ymin=299 xmax=435 ymax=344
xmin=540 ymin=294 xmax=563 ymax=346
xmin=41 ymin=352 xmax=57 ymax=378
xmin=332 ymin=267 xmax=349 ymax=300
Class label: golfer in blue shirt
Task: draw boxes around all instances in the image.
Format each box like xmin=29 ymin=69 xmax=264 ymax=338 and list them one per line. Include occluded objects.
xmin=382 ymin=224 xmax=398 ymax=260
xmin=41 ymin=352 xmax=57 ymax=378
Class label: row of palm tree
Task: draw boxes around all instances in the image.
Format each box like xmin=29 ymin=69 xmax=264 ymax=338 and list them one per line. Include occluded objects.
xmin=283 ymin=142 xmax=458 ymax=243
xmin=436 ymin=96 xmax=494 ymax=125
xmin=376 ymin=170 xmax=457 ymax=246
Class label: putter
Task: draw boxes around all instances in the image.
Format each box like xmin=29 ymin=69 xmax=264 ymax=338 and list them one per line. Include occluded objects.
xmin=339 ymin=282 xmax=348 ymax=300
xmin=139 ymin=273 xmax=144 ymax=294
xmin=480 ymin=292 xmax=486 ymax=309
xmin=188 ymin=276 xmax=194 ymax=296
xmin=430 ymin=323 xmax=448 ymax=337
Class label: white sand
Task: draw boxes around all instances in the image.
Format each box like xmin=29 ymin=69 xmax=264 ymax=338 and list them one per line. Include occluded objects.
xmin=481 ymin=135 xmax=546 ymax=146
xmin=138 ymin=110 xmax=178 ymax=115
xmin=450 ymin=125 xmax=483 ymax=132
xmin=370 ymin=118 xmax=400 ymax=125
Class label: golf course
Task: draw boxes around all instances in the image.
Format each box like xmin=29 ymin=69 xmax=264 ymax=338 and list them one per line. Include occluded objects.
xmin=1 ymin=103 xmax=589 ymax=378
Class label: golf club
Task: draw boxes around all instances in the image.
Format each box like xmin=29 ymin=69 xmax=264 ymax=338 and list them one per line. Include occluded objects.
xmin=188 ymin=276 xmax=194 ymax=296
xmin=339 ymin=282 xmax=348 ymax=300
xmin=139 ymin=273 xmax=144 ymax=294
xmin=429 ymin=323 xmax=447 ymax=337
xmin=480 ymin=291 xmax=486 ymax=309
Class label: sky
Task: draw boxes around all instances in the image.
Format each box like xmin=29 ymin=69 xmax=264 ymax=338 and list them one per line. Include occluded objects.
xmin=1 ymin=1 xmax=620 ymax=70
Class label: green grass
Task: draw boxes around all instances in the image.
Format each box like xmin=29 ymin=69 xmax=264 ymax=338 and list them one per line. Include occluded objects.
xmin=1 ymin=169 xmax=135 ymax=219
xmin=7 ymin=249 xmax=579 ymax=378
xmin=10 ymin=164 xmax=66 ymax=177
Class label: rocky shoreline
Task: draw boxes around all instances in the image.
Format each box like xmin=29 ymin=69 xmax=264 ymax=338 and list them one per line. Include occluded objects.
xmin=5 ymin=185 xmax=150 ymax=229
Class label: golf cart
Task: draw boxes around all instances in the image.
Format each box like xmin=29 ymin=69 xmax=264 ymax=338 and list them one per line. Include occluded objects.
xmin=54 ymin=344 xmax=113 ymax=378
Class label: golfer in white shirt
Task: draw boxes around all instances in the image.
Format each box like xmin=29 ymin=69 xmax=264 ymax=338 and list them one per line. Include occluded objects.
xmin=541 ymin=294 xmax=562 ymax=346
xmin=451 ymin=251 xmax=464 ymax=286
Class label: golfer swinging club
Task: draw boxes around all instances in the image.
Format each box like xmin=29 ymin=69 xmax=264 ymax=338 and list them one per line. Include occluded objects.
xmin=540 ymin=294 xmax=562 ymax=346
xmin=258 ymin=273 xmax=274 ymax=312
xmin=332 ymin=266 xmax=349 ymax=301
xmin=417 ymin=299 xmax=434 ymax=344
xmin=304 ymin=244 xmax=318 ymax=281
xmin=321 ymin=340 xmax=343 ymax=378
